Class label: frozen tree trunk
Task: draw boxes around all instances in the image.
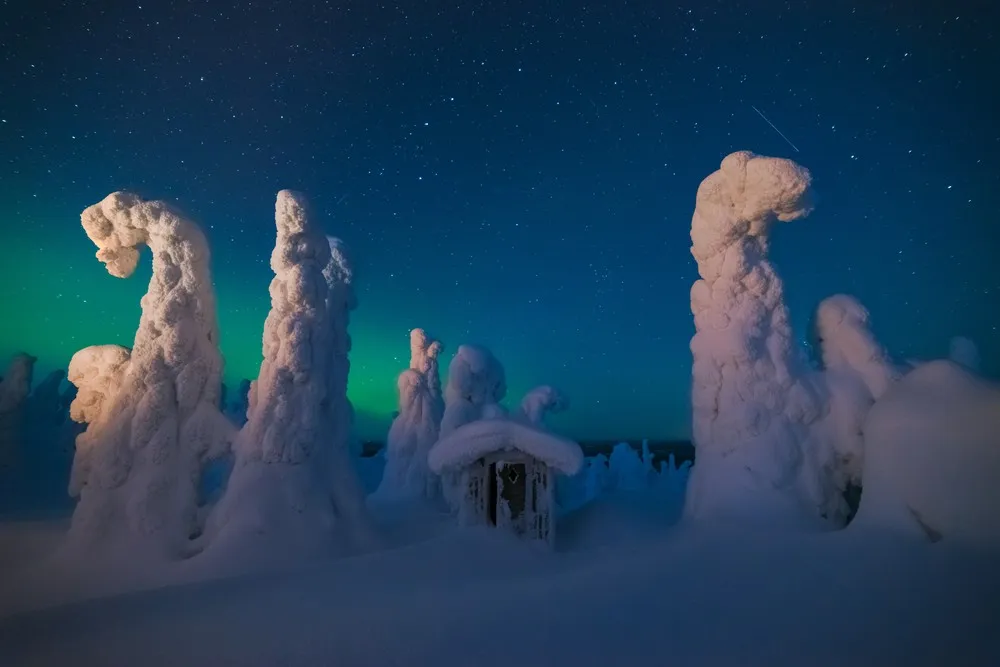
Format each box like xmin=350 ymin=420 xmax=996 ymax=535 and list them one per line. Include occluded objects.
xmin=207 ymin=191 xmax=372 ymax=558
xmin=684 ymin=151 xmax=825 ymax=525
xmin=65 ymin=193 xmax=230 ymax=559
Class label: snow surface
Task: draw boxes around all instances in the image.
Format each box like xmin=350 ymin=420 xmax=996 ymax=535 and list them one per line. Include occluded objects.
xmin=852 ymin=360 xmax=1000 ymax=549
xmin=429 ymin=417 xmax=584 ymax=476
xmin=686 ymin=151 xmax=828 ymax=526
xmin=1 ymin=506 xmax=997 ymax=667
xmin=65 ymin=193 xmax=232 ymax=560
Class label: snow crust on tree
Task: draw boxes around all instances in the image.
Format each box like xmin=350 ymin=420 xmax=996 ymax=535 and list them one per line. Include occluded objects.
xmin=207 ymin=191 xmax=371 ymax=556
xmin=375 ymin=329 xmax=445 ymax=501
xmin=851 ymin=360 xmax=1000 ymax=548
xmin=685 ymin=151 xmax=827 ymax=525
xmin=517 ymin=385 xmax=568 ymax=426
xmin=948 ymin=336 xmax=981 ymax=373
xmin=440 ymin=344 xmax=507 ymax=438
xmin=428 ymin=416 xmax=584 ymax=477
xmin=65 ymin=193 xmax=230 ymax=558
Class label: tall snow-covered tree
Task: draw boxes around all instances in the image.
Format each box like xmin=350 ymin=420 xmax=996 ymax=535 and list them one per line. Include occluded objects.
xmin=440 ymin=344 xmax=507 ymax=438
xmin=0 ymin=353 xmax=36 ymax=473
xmin=685 ymin=151 xmax=825 ymax=525
xmin=375 ymin=329 xmax=445 ymax=501
xmin=65 ymin=193 xmax=231 ymax=558
xmin=207 ymin=191 xmax=372 ymax=557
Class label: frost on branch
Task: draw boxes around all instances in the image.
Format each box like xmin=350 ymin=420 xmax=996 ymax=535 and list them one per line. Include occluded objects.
xmin=851 ymin=361 xmax=1000 ymax=548
xmin=517 ymin=385 xmax=568 ymax=427
xmin=208 ymin=191 xmax=371 ymax=557
xmin=684 ymin=151 xmax=826 ymax=524
xmin=65 ymin=193 xmax=230 ymax=558
xmin=375 ymin=329 xmax=445 ymax=502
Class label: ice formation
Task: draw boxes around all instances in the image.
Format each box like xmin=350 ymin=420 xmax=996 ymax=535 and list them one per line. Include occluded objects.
xmin=517 ymin=385 xmax=568 ymax=426
xmin=948 ymin=336 xmax=981 ymax=372
xmin=685 ymin=151 xmax=826 ymax=524
xmin=208 ymin=191 xmax=371 ymax=556
xmin=0 ymin=353 xmax=36 ymax=471
xmin=852 ymin=361 xmax=1000 ymax=548
xmin=65 ymin=193 xmax=231 ymax=558
xmin=375 ymin=329 xmax=445 ymax=501
xmin=440 ymin=344 xmax=507 ymax=438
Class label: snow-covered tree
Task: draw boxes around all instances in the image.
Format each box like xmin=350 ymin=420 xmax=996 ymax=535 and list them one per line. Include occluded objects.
xmin=208 ymin=191 xmax=372 ymax=557
xmin=685 ymin=151 xmax=826 ymax=525
xmin=66 ymin=345 xmax=132 ymax=500
xmin=375 ymin=329 xmax=445 ymax=501
xmin=949 ymin=336 xmax=981 ymax=373
xmin=517 ymin=385 xmax=567 ymax=427
xmin=65 ymin=193 xmax=231 ymax=558
xmin=0 ymin=353 xmax=36 ymax=472
xmin=440 ymin=344 xmax=507 ymax=438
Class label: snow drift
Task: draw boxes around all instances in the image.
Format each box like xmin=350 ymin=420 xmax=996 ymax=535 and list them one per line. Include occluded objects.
xmin=685 ymin=151 xmax=826 ymax=525
xmin=852 ymin=360 xmax=1000 ymax=548
xmin=64 ymin=193 xmax=231 ymax=559
xmin=207 ymin=191 xmax=371 ymax=558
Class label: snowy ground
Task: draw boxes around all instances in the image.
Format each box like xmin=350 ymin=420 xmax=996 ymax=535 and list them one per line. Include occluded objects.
xmin=1 ymin=461 xmax=998 ymax=667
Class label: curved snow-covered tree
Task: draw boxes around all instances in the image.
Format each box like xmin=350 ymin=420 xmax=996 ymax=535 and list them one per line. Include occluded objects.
xmin=440 ymin=344 xmax=507 ymax=438
xmin=208 ymin=191 xmax=371 ymax=557
xmin=684 ymin=151 xmax=825 ymax=525
xmin=65 ymin=193 xmax=230 ymax=558
xmin=375 ymin=329 xmax=445 ymax=501
xmin=517 ymin=385 xmax=568 ymax=426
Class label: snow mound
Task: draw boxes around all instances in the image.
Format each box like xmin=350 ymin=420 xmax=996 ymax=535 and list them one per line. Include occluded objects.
xmin=429 ymin=417 xmax=583 ymax=476
xmin=853 ymin=360 xmax=1000 ymax=549
xmin=517 ymin=385 xmax=567 ymax=426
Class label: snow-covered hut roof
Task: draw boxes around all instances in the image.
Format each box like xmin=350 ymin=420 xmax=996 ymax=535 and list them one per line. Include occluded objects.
xmin=428 ymin=417 xmax=584 ymax=476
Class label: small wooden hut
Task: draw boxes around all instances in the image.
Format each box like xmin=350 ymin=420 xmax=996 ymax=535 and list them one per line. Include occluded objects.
xmin=428 ymin=417 xmax=584 ymax=546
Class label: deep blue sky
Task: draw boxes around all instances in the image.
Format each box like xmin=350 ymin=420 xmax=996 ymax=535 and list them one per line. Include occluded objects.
xmin=1 ymin=0 xmax=998 ymax=440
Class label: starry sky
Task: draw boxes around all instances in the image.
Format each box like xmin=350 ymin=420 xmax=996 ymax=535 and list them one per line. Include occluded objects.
xmin=1 ymin=1 xmax=998 ymax=441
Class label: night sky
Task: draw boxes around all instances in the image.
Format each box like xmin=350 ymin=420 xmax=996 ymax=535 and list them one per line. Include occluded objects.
xmin=1 ymin=1 xmax=998 ymax=441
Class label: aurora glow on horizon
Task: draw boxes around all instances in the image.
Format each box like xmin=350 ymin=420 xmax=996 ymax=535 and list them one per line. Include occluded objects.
xmin=1 ymin=2 xmax=998 ymax=441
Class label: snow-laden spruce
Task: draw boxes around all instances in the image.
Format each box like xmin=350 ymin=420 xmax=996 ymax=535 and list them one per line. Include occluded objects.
xmin=948 ymin=336 xmax=981 ymax=373
xmin=374 ymin=328 xmax=445 ymax=501
xmin=517 ymin=385 xmax=568 ymax=426
xmin=798 ymin=294 xmax=900 ymax=523
xmin=440 ymin=344 xmax=507 ymax=438
xmin=65 ymin=193 xmax=231 ymax=558
xmin=685 ymin=151 xmax=827 ymax=525
xmin=851 ymin=360 xmax=1000 ymax=548
xmin=207 ymin=191 xmax=371 ymax=557
xmin=0 ymin=353 xmax=36 ymax=472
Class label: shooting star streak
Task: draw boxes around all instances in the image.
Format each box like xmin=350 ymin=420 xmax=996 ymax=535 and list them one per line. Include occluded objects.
xmin=751 ymin=105 xmax=800 ymax=152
